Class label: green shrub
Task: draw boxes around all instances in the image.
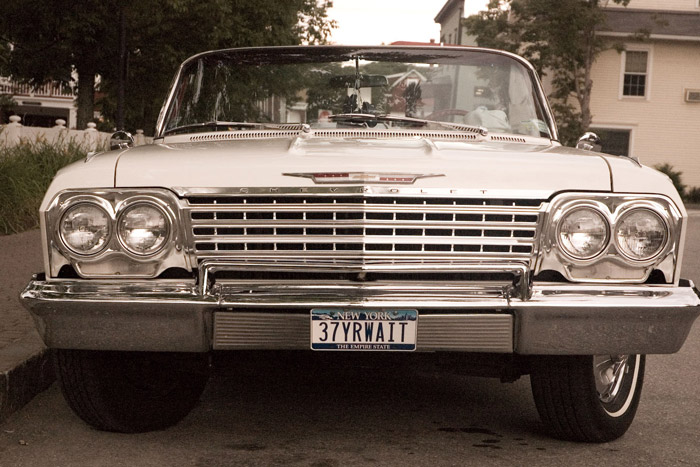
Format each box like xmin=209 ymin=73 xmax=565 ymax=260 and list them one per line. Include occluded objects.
xmin=685 ymin=187 xmax=700 ymax=204
xmin=0 ymin=141 xmax=86 ymax=235
xmin=654 ymin=163 xmax=686 ymax=199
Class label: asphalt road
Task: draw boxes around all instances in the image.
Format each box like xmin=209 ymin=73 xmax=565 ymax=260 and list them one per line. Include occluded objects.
xmin=2 ymin=217 xmax=700 ymax=467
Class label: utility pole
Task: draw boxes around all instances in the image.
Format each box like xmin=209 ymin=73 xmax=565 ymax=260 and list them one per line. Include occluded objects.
xmin=117 ymin=6 xmax=126 ymax=130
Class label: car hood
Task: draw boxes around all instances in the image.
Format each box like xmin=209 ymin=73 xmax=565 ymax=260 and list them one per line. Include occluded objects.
xmin=109 ymin=137 xmax=612 ymax=198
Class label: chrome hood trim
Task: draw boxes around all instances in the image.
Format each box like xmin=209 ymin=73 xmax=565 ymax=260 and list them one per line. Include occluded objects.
xmin=282 ymin=172 xmax=445 ymax=184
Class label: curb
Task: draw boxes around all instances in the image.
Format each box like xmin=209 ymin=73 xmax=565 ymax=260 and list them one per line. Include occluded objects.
xmin=0 ymin=346 xmax=55 ymax=423
xmin=0 ymin=230 xmax=56 ymax=423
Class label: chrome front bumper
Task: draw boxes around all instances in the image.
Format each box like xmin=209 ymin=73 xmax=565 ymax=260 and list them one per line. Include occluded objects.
xmin=21 ymin=278 xmax=700 ymax=355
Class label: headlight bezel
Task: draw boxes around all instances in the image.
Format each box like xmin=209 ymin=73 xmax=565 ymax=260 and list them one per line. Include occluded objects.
xmin=57 ymin=199 xmax=113 ymax=257
xmin=116 ymin=200 xmax=172 ymax=257
xmin=47 ymin=189 xmax=185 ymax=279
xmin=555 ymin=204 xmax=610 ymax=261
xmin=614 ymin=207 xmax=669 ymax=263
xmin=541 ymin=194 xmax=681 ymax=284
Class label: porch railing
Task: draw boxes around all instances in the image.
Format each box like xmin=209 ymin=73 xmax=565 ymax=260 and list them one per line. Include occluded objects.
xmin=0 ymin=77 xmax=75 ymax=99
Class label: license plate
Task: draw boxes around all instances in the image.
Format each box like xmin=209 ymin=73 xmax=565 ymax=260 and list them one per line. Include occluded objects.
xmin=310 ymin=309 xmax=417 ymax=351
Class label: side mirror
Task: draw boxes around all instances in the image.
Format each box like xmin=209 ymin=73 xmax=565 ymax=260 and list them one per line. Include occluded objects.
xmin=576 ymin=132 xmax=602 ymax=152
xmin=110 ymin=131 xmax=134 ymax=150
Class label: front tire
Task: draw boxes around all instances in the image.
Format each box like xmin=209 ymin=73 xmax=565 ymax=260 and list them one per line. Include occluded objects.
xmin=54 ymin=349 xmax=210 ymax=433
xmin=530 ymin=354 xmax=645 ymax=442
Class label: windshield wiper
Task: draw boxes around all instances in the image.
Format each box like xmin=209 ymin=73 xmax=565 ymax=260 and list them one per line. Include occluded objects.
xmin=163 ymin=121 xmax=305 ymax=136
xmin=328 ymin=113 xmax=488 ymax=136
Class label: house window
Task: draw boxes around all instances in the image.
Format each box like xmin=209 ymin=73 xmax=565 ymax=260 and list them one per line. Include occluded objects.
xmin=590 ymin=128 xmax=631 ymax=157
xmin=622 ymin=51 xmax=648 ymax=97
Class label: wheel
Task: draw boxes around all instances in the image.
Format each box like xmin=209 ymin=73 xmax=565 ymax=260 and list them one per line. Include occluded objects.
xmin=54 ymin=349 xmax=210 ymax=433
xmin=530 ymin=354 xmax=645 ymax=442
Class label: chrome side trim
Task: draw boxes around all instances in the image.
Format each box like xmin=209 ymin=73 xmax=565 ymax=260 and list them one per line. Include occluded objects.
xmin=213 ymin=313 xmax=514 ymax=352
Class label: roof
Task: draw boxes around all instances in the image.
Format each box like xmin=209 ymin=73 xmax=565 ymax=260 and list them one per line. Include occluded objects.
xmin=601 ymin=8 xmax=700 ymax=40
xmin=386 ymin=69 xmax=428 ymax=89
xmin=434 ymin=0 xmax=462 ymax=24
xmin=389 ymin=41 xmax=439 ymax=46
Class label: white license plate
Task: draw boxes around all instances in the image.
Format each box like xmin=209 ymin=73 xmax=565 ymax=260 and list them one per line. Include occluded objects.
xmin=310 ymin=309 xmax=417 ymax=351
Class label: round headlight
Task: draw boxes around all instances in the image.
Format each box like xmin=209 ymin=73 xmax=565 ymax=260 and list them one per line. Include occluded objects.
xmin=59 ymin=203 xmax=111 ymax=255
xmin=615 ymin=209 xmax=667 ymax=261
xmin=558 ymin=207 xmax=609 ymax=260
xmin=117 ymin=203 xmax=169 ymax=255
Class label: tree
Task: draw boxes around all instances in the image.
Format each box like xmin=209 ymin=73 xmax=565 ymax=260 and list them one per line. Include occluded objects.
xmin=0 ymin=1 xmax=335 ymax=131
xmin=0 ymin=42 xmax=14 ymax=123
xmin=463 ymin=0 xmax=630 ymax=145
xmin=99 ymin=0 xmax=336 ymax=134
xmin=0 ymin=1 xmax=120 ymax=129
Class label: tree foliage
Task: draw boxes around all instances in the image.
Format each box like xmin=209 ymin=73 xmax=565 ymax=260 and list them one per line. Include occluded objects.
xmin=463 ymin=0 xmax=630 ymax=146
xmin=0 ymin=0 xmax=335 ymax=132
xmin=654 ymin=163 xmax=686 ymax=199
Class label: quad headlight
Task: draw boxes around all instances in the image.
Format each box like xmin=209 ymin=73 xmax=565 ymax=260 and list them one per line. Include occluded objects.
xmin=615 ymin=209 xmax=667 ymax=261
xmin=117 ymin=203 xmax=170 ymax=255
xmin=59 ymin=203 xmax=111 ymax=255
xmin=48 ymin=190 xmax=184 ymax=278
xmin=546 ymin=195 xmax=678 ymax=284
xmin=557 ymin=207 xmax=609 ymax=260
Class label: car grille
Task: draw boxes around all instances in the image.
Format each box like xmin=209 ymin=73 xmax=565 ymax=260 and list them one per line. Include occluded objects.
xmin=184 ymin=193 xmax=544 ymax=262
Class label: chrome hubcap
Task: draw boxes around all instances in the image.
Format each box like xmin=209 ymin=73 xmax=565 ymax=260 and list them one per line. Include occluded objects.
xmin=594 ymin=355 xmax=630 ymax=403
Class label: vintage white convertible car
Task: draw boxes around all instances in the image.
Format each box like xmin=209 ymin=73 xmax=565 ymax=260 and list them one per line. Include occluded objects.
xmin=21 ymin=46 xmax=699 ymax=441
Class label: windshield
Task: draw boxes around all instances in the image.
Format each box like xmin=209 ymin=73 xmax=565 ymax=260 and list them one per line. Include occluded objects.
xmin=159 ymin=47 xmax=554 ymax=139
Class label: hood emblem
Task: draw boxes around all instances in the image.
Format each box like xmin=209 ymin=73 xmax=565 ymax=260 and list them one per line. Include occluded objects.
xmin=283 ymin=172 xmax=444 ymax=184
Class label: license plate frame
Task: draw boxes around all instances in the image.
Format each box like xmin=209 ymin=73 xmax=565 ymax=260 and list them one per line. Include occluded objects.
xmin=310 ymin=309 xmax=418 ymax=351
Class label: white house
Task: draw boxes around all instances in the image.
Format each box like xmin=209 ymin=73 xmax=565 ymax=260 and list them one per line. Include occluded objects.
xmin=592 ymin=0 xmax=700 ymax=186
xmin=0 ymin=77 xmax=77 ymax=128
xmin=434 ymin=0 xmax=472 ymax=45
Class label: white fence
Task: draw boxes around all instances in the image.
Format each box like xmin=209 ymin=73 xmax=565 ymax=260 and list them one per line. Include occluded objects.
xmin=0 ymin=115 xmax=151 ymax=152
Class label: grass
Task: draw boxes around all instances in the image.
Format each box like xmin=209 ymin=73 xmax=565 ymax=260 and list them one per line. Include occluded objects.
xmin=0 ymin=140 xmax=87 ymax=235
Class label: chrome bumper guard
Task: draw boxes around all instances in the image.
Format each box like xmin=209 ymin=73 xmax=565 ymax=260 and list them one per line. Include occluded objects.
xmin=21 ymin=275 xmax=700 ymax=355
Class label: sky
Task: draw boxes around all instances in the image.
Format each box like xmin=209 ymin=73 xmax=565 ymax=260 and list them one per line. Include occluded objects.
xmin=326 ymin=0 xmax=489 ymax=46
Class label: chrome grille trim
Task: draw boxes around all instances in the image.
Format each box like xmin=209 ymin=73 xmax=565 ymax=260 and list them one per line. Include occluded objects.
xmin=183 ymin=192 xmax=544 ymax=261
xmin=213 ymin=283 xmax=514 ymax=307
xmin=213 ymin=312 xmax=514 ymax=352
xmin=200 ymin=259 xmax=530 ymax=299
